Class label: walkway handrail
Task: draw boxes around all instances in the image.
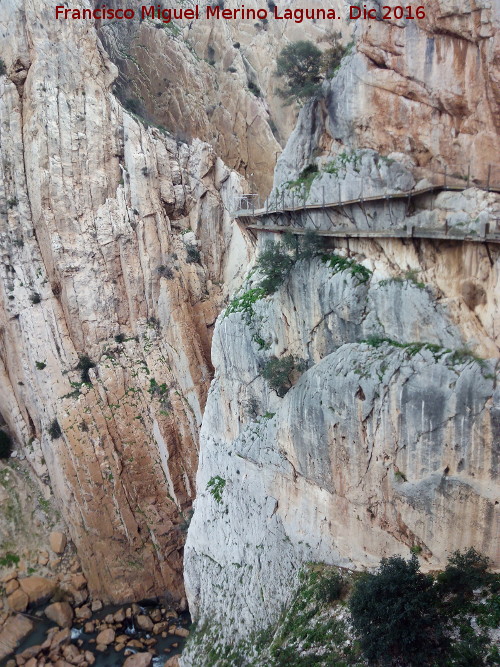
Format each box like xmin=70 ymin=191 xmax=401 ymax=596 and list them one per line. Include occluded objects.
xmin=233 ymin=165 xmax=500 ymax=219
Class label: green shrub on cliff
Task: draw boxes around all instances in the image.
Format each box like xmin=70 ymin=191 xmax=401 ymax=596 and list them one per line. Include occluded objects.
xmin=77 ymin=354 xmax=95 ymax=383
xmin=261 ymin=355 xmax=306 ymax=396
xmin=275 ymin=41 xmax=323 ymax=104
xmin=207 ymin=475 xmax=226 ymax=503
xmin=437 ymin=548 xmax=491 ymax=601
xmin=349 ymin=554 xmax=444 ymax=665
xmin=275 ymin=37 xmax=348 ymax=105
xmin=0 ymin=59 xmax=6 ymax=76
xmin=48 ymin=419 xmax=62 ymax=440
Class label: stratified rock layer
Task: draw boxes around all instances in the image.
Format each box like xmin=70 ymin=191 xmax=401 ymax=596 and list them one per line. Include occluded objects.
xmin=274 ymin=0 xmax=500 ymax=188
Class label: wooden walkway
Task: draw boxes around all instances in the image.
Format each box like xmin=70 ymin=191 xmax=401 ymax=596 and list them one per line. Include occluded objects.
xmin=243 ymin=223 xmax=500 ymax=244
xmin=234 ymin=178 xmax=500 ymax=244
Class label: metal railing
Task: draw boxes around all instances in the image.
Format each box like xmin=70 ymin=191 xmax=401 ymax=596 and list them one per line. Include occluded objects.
xmin=233 ymin=164 xmax=500 ymax=219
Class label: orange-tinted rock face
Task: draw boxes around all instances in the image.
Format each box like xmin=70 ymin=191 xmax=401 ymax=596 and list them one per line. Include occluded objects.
xmin=274 ymin=0 xmax=499 ymax=188
xmin=354 ymin=3 xmax=500 ymax=179
xmin=0 ymin=0 xmax=250 ymax=602
xmin=93 ymin=0 xmax=349 ymax=194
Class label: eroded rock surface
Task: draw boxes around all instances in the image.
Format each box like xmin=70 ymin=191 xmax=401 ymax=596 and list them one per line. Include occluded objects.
xmin=183 ymin=240 xmax=499 ymax=662
xmin=0 ymin=0 xmax=250 ymax=602
xmin=182 ymin=1 xmax=500 ymax=662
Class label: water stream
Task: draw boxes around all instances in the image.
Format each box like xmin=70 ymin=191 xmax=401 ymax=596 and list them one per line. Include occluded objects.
xmin=15 ymin=600 xmax=190 ymax=665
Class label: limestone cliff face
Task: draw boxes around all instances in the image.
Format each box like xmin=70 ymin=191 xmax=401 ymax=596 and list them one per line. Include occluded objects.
xmin=182 ymin=2 xmax=500 ymax=662
xmin=0 ymin=0 xmax=250 ymax=602
xmin=94 ymin=0 xmax=347 ymax=194
xmin=274 ymin=0 xmax=500 ymax=187
xmin=183 ymin=239 xmax=499 ymax=662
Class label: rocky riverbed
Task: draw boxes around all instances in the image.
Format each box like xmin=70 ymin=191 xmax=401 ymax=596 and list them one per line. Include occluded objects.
xmin=0 ymin=533 xmax=189 ymax=666
xmin=2 ymin=596 xmax=189 ymax=666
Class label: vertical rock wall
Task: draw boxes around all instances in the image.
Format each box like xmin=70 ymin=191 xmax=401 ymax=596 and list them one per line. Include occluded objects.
xmin=0 ymin=0 xmax=249 ymax=602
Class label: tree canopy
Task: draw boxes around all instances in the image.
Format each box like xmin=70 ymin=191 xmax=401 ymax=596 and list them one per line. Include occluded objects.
xmin=275 ymin=37 xmax=347 ymax=104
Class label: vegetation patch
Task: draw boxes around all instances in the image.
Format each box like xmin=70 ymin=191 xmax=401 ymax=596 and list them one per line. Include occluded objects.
xmin=284 ymin=164 xmax=320 ymax=199
xmin=192 ymin=551 xmax=499 ymax=666
xmin=225 ymin=287 xmax=267 ymax=321
xmin=257 ymin=231 xmax=325 ymax=294
xmin=321 ymin=253 xmax=372 ymax=284
xmin=207 ymin=475 xmax=226 ymax=503
xmin=275 ymin=37 xmax=348 ymax=105
xmin=350 ymin=549 xmax=499 ymax=666
xmin=48 ymin=419 xmax=62 ymax=440
xmin=361 ymin=337 xmax=489 ymax=372
xmin=186 ymin=245 xmax=201 ymax=264
xmin=225 ymin=232 xmax=326 ymax=323
xmin=76 ymin=354 xmax=95 ymax=383
xmin=324 ymin=150 xmax=361 ymax=176
xmin=379 ymin=268 xmax=425 ymax=289
xmin=0 ymin=552 xmax=20 ymax=568
xmin=261 ymin=355 xmax=306 ymax=397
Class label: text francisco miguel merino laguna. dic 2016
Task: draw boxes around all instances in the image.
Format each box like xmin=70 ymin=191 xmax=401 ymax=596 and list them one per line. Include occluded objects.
xmin=55 ymin=5 xmax=427 ymax=22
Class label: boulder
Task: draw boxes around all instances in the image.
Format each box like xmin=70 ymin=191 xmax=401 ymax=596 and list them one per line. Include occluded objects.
xmin=174 ymin=627 xmax=189 ymax=638
xmin=152 ymin=621 xmax=168 ymax=635
xmin=70 ymin=574 xmax=86 ymax=591
xmin=17 ymin=644 xmax=41 ymax=661
xmin=49 ymin=532 xmax=67 ymax=554
xmin=149 ymin=608 xmax=162 ymax=623
xmin=50 ymin=627 xmax=71 ymax=650
xmin=5 ymin=579 xmax=19 ymax=595
xmin=74 ymin=605 xmax=92 ymax=620
xmin=63 ymin=643 xmax=84 ymax=664
xmin=136 ymin=615 xmax=153 ymax=632
xmin=84 ymin=622 xmax=95 ymax=633
xmin=38 ymin=551 xmax=49 ymax=566
xmin=90 ymin=599 xmax=102 ymax=612
xmin=7 ymin=588 xmax=29 ymax=612
xmin=113 ymin=608 xmax=125 ymax=623
xmin=0 ymin=615 xmax=34 ymax=661
xmin=123 ymin=652 xmax=153 ymax=667
xmin=84 ymin=651 xmax=95 ymax=665
xmin=45 ymin=602 xmax=74 ymax=628
xmin=95 ymin=628 xmax=115 ymax=646
xmin=72 ymin=587 xmax=88 ymax=607
xmin=19 ymin=576 xmax=56 ymax=606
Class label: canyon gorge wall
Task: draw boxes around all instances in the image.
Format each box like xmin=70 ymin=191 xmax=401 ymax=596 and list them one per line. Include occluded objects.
xmin=93 ymin=0 xmax=347 ymax=194
xmin=182 ymin=1 xmax=500 ymax=662
xmin=0 ymin=0 xmax=255 ymax=603
xmin=0 ymin=0 xmax=352 ymax=605
xmin=0 ymin=0 xmax=499 ymax=658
